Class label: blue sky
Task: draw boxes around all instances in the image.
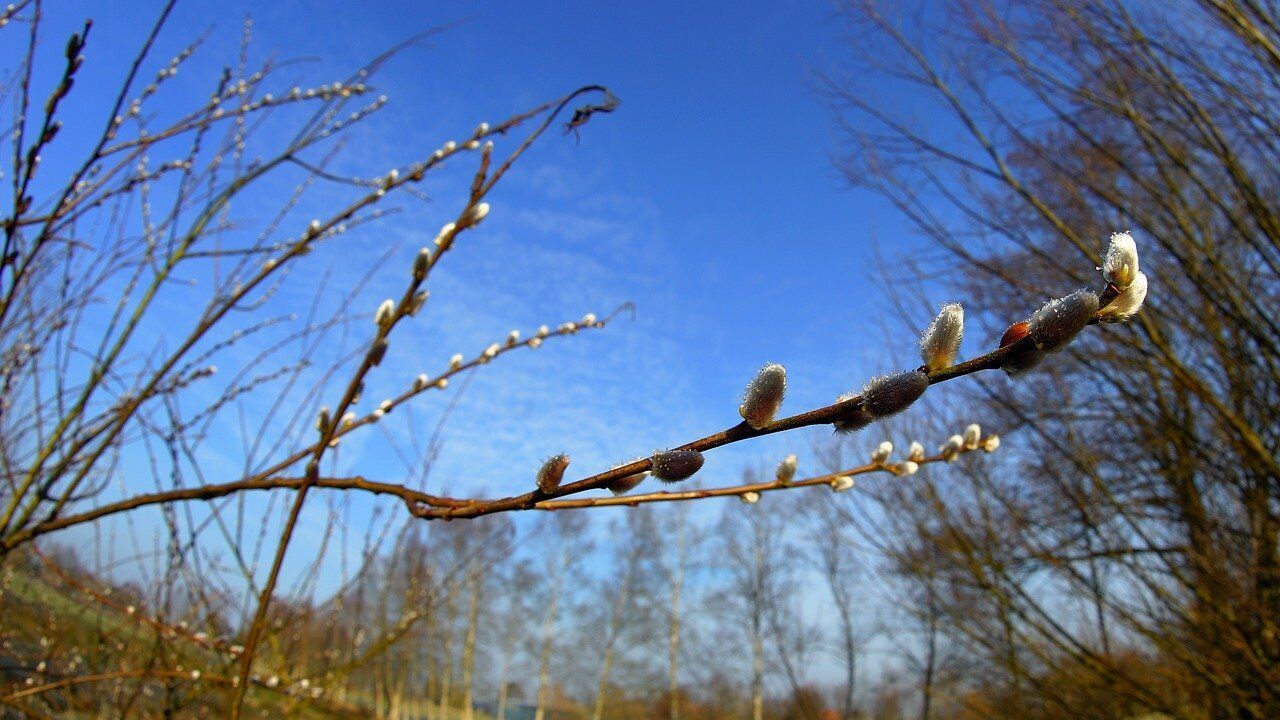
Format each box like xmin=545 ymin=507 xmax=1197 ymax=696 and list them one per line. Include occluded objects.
xmin=26 ymin=0 xmax=976 ymax=622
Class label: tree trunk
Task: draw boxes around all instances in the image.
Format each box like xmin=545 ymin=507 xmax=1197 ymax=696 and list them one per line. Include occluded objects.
xmin=534 ymin=552 xmax=567 ymax=720
xmin=461 ymin=571 xmax=482 ymax=720
xmin=669 ymin=517 xmax=686 ymax=720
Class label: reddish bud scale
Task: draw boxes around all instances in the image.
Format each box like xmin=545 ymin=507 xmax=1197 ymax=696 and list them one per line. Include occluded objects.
xmin=1000 ymin=321 xmax=1029 ymax=348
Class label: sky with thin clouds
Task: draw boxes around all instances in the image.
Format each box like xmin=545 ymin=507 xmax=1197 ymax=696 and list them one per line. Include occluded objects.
xmin=33 ymin=0 xmax=964 ymax=642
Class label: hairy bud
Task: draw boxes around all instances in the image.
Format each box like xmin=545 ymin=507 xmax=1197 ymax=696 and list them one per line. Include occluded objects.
xmin=1102 ymin=231 xmax=1139 ymax=288
xmin=434 ymin=222 xmax=456 ymax=247
xmin=650 ymin=449 xmax=704 ymax=483
xmin=375 ymin=299 xmax=395 ymax=327
xmin=776 ymin=454 xmax=797 ymax=485
xmin=315 ymin=407 xmax=331 ymax=434
xmin=836 ymin=370 xmax=929 ymax=433
xmin=865 ymin=370 xmax=929 ymax=419
xmin=871 ymin=441 xmax=893 ymax=465
xmin=605 ymin=471 xmax=647 ymax=496
xmin=940 ymin=435 xmax=963 ymax=461
xmin=962 ymin=423 xmax=981 ymax=449
xmin=908 ymin=441 xmax=925 ymax=462
xmin=413 ymin=247 xmax=431 ymax=279
xmin=1096 ymin=271 xmax=1148 ymax=322
xmin=895 ymin=461 xmax=919 ymax=476
xmin=739 ymin=363 xmax=787 ymax=430
xmin=830 ymin=475 xmax=855 ymax=492
xmin=982 ymin=435 xmax=1001 ymax=452
xmin=920 ymin=303 xmax=964 ymax=372
xmin=740 ymin=491 xmax=760 ymax=504
xmin=1030 ymin=290 xmax=1099 ymax=353
xmin=450 ymin=353 xmax=464 ymax=370
xmin=414 ymin=374 xmax=429 ymax=391
xmin=1004 ymin=291 xmax=1099 ymax=375
xmin=459 ymin=202 xmax=490 ymax=228
xmin=537 ymin=454 xmax=570 ymax=494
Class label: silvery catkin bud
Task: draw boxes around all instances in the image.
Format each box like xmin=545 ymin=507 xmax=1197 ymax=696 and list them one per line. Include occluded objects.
xmin=833 ymin=370 xmax=929 ymax=435
xmin=739 ymin=363 xmax=786 ymax=430
xmin=459 ymin=202 xmax=490 ymax=228
xmin=606 ymin=471 xmax=647 ymax=496
xmin=537 ymin=454 xmax=569 ymax=494
xmin=830 ymin=475 xmax=855 ymax=492
xmin=908 ymin=441 xmax=925 ymax=462
xmin=962 ymin=424 xmax=981 ymax=449
xmin=920 ymin=303 xmax=963 ymax=372
xmin=940 ymin=435 xmax=963 ymax=461
xmin=1102 ymin=232 xmax=1139 ymax=288
xmin=1005 ymin=290 xmax=1099 ymax=376
xmin=1029 ymin=290 xmax=1099 ymax=353
xmin=776 ymin=454 xmax=797 ymax=484
xmin=413 ymin=247 xmax=430 ymax=279
xmin=871 ymin=441 xmax=893 ymax=465
xmin=650 ymin=449 xmax=704 ymax=483
xmin=740 ymin=491 xmax=760 ymax=504
xmin=375 ymin=299 xmax=395 ymax=327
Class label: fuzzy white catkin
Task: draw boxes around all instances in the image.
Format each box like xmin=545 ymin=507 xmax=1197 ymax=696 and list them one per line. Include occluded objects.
xmin=460 ymin=202 xmax=490 ymax=228
xmin=1103 ymin=232 xmax=1139 ymax=288
xmin=921 ymin=303 xmax=964 ymax=371
xmin=831 ymin=475 xmax=855 ymax=492
xmin=776 ymin=454 xmax=798 ymax=484
xmin=740 ymin=491 xmax=760 ymax=504
xmin=908 ymin=441 xmax=925 ymax=462
xmin=871 ymin=441 xmax=893 ymax=464
xmin=941 ymin=435 xmax=964 ymax=461
xmin=740 ymin=363 xmax=787 ymax=430
xmin=450 ymin=353 xmax=463 ymax=370
xmin=963 ymin=424 xmax=981 ymax=449
xmin=1097 ymin=271 xmax=1148 ymax=322
xmin=374 ymin=299 xmax=395 ymax=326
